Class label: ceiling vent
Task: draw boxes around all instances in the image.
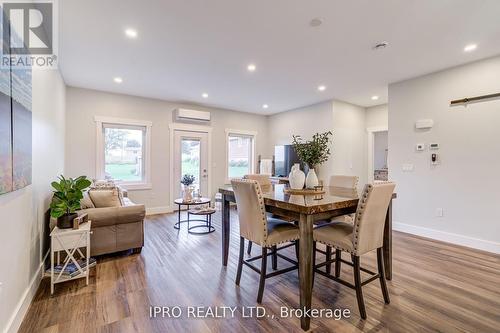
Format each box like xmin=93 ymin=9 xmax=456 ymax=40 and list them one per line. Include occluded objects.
xmin=175 ymin=108 xmax=211 ymax=123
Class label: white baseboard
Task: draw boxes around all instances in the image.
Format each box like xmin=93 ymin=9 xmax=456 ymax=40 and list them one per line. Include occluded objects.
xmin=146 ymin=206 xmax=173 ymax=216
xmin=4 ymin=251 xmax=48 ymax=333
xmin=393 ymin=221 xmax=500 ymax=254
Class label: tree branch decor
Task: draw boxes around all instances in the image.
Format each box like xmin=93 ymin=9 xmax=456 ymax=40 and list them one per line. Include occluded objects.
xmin=292 ymin=131 xmax=333 ymax=169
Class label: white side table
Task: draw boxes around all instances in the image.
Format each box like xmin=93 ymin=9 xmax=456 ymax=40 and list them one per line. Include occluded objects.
xmin=49 ymin=221 xmax=92 ymax=294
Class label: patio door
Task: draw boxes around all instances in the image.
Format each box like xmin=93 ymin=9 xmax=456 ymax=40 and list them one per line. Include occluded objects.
xmin=173 ymin=130 xmax=209 ymax=202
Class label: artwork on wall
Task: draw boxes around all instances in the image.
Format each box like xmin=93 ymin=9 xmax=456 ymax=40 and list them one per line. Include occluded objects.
xmin=12 ymin=67 xmax=32 ymax=190
xmin=0 ymin=8 xmax=32 ymax=195
xmin=0 ymin=68 xmax=12 ymax=194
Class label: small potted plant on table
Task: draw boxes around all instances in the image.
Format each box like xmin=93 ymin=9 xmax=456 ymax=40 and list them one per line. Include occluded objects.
xmin=50 ymin=175 xmax=92 ymax=229
xmin=181 ymin=174 xmax=196 ymax=202
xmin=292 ymin=131 xmax=333 ymax=188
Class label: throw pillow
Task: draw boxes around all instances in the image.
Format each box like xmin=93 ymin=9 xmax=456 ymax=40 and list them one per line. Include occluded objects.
xmin=89 ymin=189 xmax=122 ymax=208
xmin=80 ymin=191 xmax=95 ymax=209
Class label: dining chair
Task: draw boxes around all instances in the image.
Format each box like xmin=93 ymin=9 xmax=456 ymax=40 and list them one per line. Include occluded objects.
xmin=317 ymin=175 xmax=359 ymax=274
xmin=231 ymin=179 xmax=300 ymax=303
xmin=243 ymin=174 xmax=271 ymax=256
xmin=313 ymin=182 xmax=396 ymax=319
xmin=329 ymin=175 xmax=359 ymax=189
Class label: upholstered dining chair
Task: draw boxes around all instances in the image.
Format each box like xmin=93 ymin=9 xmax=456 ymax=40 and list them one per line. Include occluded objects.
xmin=243 ymin=174 xmax=271 ymax=256
xmin=313 ymin=182 xmax=396 ymax=319
xmin=318 ymin=175 xmax=359 ymax=274
xmin=231 ymin=179 xmax=300 ymax=303
xmin=329 ymin=175 xmax=359 ymax=189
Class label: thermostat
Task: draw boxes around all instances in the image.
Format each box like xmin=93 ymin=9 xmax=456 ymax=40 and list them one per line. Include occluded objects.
xmin=429 ymin=143 xmax=439 ymax=150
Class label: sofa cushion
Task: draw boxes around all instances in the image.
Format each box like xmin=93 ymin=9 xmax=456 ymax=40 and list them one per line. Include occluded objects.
xmin=89 ymin=189 xmax=121 ymax=208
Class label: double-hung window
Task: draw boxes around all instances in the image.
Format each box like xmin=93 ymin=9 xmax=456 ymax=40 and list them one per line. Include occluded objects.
xmin=225 ymin=129 xmax=256 ymax=182
xmin=95 ymin=117 xmax=152 ymax=189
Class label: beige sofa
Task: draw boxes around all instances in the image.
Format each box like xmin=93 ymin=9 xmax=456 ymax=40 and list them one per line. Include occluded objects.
xmin=77 ymin=186 xmax=145 ymax=256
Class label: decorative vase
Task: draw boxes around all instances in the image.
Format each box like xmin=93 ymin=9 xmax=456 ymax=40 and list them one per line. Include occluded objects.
xmin=288 ymin=163 xmax=305 ymax=190
xmin=57 ymin=213 xmax=78 ymax=229
xmin=305 ymin=168 xmax=319 ymax=188
xmin=182 ymin=185 xmax=193 ymax=202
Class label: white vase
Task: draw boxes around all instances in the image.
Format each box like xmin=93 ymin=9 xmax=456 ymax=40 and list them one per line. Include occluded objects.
xmin=305 ymin=168 xmax=319 ymax=188
xmin=288 ymin=163 xmax=305 ymax=189
xmin=182 ymin=185 xmax=193 ymax=202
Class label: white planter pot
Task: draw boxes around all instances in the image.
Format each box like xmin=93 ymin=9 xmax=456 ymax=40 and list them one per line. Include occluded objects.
xmin=305 ymin=168 xmax=319 ymax=188
xmin=182 ymin=185 xmax=193 ymax=202
xmin=288 ymin=163 xmax=305 ymax=189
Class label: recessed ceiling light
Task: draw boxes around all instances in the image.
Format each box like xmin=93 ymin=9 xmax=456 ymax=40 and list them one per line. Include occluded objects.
xmin=318 ymin=85 xmax=326 ymax=92
xmin=202 ymin=93 xmax=209 ymax=98
xmin=113 ymin=77 xmax=123 ymax=83
xmin=464 ymin=44 xmax=477 ymax=52
xmin=262 ymin=104 xmax=269 ymax=109
xmin=125 ymin=28 xmax=138 ymax=39
xmin=247 ymin=64 xmax=256 ymax=72
xmin=310 ymin=18 xmax=323 ymax=27
xmin=371 ymin=95 xmax=379 ymax=101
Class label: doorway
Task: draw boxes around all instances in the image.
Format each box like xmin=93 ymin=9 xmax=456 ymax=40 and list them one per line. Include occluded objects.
xmin=170 ymin=124 xmax=212 ymax=208
xmin=367 ymin=127 xmax=388 ymax=182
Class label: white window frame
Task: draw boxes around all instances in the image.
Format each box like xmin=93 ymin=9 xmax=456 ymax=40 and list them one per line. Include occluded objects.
xmin=95 ymin=116 xmax=152 ymax=190
xmin=225 ymin=129 xmax=257 ymax=183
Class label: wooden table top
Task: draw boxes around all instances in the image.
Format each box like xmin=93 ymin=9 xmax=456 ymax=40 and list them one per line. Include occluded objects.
xmin=220 ymin=184 xmax=369 ymax=215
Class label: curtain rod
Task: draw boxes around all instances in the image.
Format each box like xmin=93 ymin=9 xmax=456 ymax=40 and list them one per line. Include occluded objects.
xmin=450 ymin=92 xmax=500 ymax=106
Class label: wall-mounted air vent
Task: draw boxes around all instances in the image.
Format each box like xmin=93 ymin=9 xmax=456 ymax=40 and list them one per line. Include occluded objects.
xmin=175 ymin=108 xmax=211 ymax=123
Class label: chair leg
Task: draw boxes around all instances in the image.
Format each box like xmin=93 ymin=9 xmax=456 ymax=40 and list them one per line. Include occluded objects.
xmin=272 ymin=245 xmax=278 ymax=270
xmin=294 ymin=240 xmax=300 ymax=262
xmin=257 ymin=247 xmax=268 ymax=303
xmin=247 ymin=241 xmax=253 ymax=255
xmin=377 ymin=247 xmax=390 ymax=304
xmin=335 ymin=249 xmax=342 ymax=277
xmin=326 ymin=246 xmax=332 ymax=274
xmin=353 ymin=255 xmax=367 ymax=319
xmin=235 ymin=237 xmax=244 ymax=285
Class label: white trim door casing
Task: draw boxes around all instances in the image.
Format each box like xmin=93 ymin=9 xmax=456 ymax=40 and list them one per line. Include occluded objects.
xmin=169 ymin=123 xmax=212 ymax=208
xmin=366 ymin=126 xmax=388 ymax=183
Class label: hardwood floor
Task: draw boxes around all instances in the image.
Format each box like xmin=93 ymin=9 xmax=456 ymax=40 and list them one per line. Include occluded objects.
xmin=19 ymin=210 xmax=500 ymax=333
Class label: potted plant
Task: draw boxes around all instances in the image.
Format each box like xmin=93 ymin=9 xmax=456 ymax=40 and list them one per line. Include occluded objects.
xmin=50 ymin=175 xmax=92 ymax=229
xmin=180 ymin=174 xmax=196 ymax=202
xmin=292 ymin=131 xmax=333 ymax=188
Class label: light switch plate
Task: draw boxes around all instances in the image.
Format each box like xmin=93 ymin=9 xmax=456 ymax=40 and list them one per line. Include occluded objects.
xmin=415 ymin=143 xmax=425 ymax=151
xmin=429 ymin=143 xmax=439 ymax=150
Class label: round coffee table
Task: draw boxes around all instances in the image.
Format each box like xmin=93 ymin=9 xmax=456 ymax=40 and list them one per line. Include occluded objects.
xmin=187 ymin=208 xmax=216 ymax=234
xmin=173 ymin=198 xmax=211 ymax=230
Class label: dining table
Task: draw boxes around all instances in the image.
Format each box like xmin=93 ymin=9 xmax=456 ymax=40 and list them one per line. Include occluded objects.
xmin=219 ymin=183 xmax=396 ymax=331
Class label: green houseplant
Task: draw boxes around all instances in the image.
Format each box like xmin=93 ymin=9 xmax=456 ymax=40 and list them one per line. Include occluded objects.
xmin=50 ymin=175 xmax=92 ymax=229
xmin=292 ymin=131 xmax=333 ymax=187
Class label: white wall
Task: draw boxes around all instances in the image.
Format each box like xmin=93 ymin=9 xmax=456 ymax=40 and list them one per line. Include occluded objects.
xmin=267 ymin=100 xmax=367 ymax=187
xmin=389 ymin=56 xmax=500 ymax=253
xmin=65 ymin=87 xmax=270 ymax=212
xmin=366 ymin=104 xmax=388 ymax=129
xmin=0 ymin=68 xmax=66 ymax=333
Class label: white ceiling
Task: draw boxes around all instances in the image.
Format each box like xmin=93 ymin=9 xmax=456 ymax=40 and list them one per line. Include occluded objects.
xmin=59 ymin=0 xmax=500 ymax=115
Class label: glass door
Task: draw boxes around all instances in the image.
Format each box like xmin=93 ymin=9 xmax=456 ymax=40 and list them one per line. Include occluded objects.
xmin=173 ymin=130 xmax=209 ymax=201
